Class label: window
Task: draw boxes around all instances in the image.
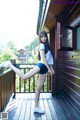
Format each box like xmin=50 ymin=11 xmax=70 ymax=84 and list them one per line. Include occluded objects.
xmin=60 ymin=25 xmax=74 ymax=51
xmin=61 ymin=27 xmax=72 ymax=47
xmin=76 ymin=26 xmax=80 ymax=49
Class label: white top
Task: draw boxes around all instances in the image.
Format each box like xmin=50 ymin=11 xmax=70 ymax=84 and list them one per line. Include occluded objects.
xmin=39 ymin=43 xmax=54 ymax=65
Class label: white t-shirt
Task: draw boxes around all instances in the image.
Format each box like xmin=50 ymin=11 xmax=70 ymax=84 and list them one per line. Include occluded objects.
xmin=39 ymin=43 xmax=54 ymax=65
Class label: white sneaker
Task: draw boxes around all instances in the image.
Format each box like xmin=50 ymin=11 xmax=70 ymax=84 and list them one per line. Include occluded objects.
xmin=0 ymin=61 xmax=10 ymax=68
xmin=33 ymin=107 xmax=45 ymax=114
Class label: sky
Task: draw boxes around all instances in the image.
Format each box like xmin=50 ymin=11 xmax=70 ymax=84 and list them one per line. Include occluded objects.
xmin=0 ymin=0 xmax=39 ymax=49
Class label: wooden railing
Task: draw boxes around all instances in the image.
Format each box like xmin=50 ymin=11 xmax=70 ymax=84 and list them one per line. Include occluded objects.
xmin=15 ymin=64 xmax=51 ymax=93
xmin=0 ymin=70 xmax=15 ymax=112
xmin=0 ymin=64 xmax=51 ymax=111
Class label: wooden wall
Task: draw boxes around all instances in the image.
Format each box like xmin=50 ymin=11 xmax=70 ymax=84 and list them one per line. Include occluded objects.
xmin=50 ymin=28 xmax=56 ymax=95
xmin=56 ymin=50 xmax=64 ymax=93
xmin=56 ymin=50 xmax=80 ymax=114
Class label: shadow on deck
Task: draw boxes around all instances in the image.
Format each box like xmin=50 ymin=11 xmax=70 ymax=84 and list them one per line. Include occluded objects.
xmin=0 ymin=93 xmax=80 ymax=120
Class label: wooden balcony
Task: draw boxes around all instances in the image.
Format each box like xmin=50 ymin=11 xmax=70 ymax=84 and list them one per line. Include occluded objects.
xmin=0 ymin=64 xmax=51 ymax=112
xmin=0 ymin=64 xmax=80 ymax=120
xmin=0 ymin=93 xmax=80 ymax=120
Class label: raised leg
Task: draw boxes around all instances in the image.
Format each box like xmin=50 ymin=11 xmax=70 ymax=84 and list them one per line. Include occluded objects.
xmin=9 ymin=63 xmax=40 ymax=80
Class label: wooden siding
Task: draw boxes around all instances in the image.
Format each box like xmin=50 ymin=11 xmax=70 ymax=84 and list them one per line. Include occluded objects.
xmin=56 ymin=50 xmax=80 ymax=114
xmin=56 ymin=50 xmax=64 ymax=93
xmin=44 ymin=0 xmax=66 ymax=31
xmin=43 ymin=0 xmax=80 ymax=32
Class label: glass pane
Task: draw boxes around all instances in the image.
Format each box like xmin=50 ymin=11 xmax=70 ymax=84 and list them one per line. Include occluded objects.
xmin=76 ymin=27 xmax=80 ymax=49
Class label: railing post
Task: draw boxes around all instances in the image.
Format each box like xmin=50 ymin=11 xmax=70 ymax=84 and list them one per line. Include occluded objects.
xmin=10 ymin=59 xmax=16 ymax=98
xmin=12 ymin=72 xmax=16 ymax=98
xmin=51 ymin=62 xmax=57 ymax=95
xmin=0 ymin=75 xmax=2 ymax=112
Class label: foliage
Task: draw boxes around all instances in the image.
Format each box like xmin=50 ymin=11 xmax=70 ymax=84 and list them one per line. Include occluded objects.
xmin=0 ymin=48 xmax=13 ymax=63
xmin=25 ymin=37 xmax=39 ymax=52
xmin=28 ymin=48 xmax=39 ymax=63
xmin=25 ymin=37 xmax=39 ymax=63
xmin=0 ymin=41 xmax=17 ymax=63
xmin=7 ymin=40 xmax=17 ymax=54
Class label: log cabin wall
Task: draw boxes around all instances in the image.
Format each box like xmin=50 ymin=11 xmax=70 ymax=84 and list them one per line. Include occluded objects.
xmin=56 ymin=50 xmax=64 ymax=94
xmin=57 ymin=50 xmax=80 ymax=114
xmin=54 ymin=1 xmax=80 ymax=114
xmin=56 ymin=26 xmax=80 ymax=114
xmin=56 ymin=19 xmax=80 ymax=115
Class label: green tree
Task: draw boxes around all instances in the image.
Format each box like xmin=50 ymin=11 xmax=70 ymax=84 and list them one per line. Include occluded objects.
xmin=0 ymin=48 xmax=15 ymax=63
xmin=25 ymin=37 xmax=39 ymax=63
xmin=25 ymin=37 xmax=39 ymax=51
xmin=0 ymin=41 xmax=17 ymax=63
xmin=28 ymin=48 xmax=38 ymax=63
xmin=7 ymin=40 xmax=17 ymax=54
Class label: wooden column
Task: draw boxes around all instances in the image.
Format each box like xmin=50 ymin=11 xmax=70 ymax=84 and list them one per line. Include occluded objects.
xmin=55 ymin=22 xmax=61 ymax=59
xmin=49 ymin=28 xmax=56 ymax=95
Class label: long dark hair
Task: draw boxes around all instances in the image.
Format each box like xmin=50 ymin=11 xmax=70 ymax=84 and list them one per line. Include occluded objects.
xmin=38 ymin=31 xmax=54 ymax=59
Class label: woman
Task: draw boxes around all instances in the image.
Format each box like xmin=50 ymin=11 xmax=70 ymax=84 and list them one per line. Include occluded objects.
xmin=0 ymin=31 xmax=55 ymax=114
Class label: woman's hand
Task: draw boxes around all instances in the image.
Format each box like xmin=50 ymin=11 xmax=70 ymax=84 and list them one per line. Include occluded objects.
xmin=48 ymin=65 xmax=55 ymax=75
xmin=48 ymin=68 xmax=55 ymax=75
xmin=51 ymin=67 xmax=55 ymax=74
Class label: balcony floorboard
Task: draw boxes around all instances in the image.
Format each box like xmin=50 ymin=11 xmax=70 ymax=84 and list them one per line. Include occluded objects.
xmin=1 ymin=93 xmax=80 ymax=120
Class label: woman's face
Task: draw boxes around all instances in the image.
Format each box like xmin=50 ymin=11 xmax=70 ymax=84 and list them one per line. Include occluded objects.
xmin=40 ymin=35 xmax=47 ymax=43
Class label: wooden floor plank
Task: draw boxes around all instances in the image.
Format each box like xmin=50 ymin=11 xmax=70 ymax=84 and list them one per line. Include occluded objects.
xmin=24 ymin=93 xmax=32 ymax=120
xmin=30 ymin=93 xmax=35 ymax=120
xmin=57 ymin=95 xmax=75 ymax=120
xmin=60 ymin=94 xmax=80 ymax=120
xmin=13 ymin=98 xmax=24 ymax=120
xmin=48 ymin=93 xmax=67 ymax=120
xmin=1 ymin=93 xmax=80 ymax=120
xmin=45 ymin=93 xmax=58 ymax=120
xmin=4 ymin=98 xmax=19 ymax=120
xmin=42 ymin=93 xmax=53 ymax=120
xmin=30 ymin=93 xmax=42 ymax=120
xmin=18 ymin=95 xmax=28 ymax=120
xmin=40 ymin=93 xmax=47 ymax=120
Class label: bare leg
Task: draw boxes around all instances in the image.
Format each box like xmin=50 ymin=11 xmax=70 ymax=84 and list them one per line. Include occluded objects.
xmin=9 ymin=63 xmax=40 ymax=80
xmin=35 ymin=74 xmax=46 ymax=108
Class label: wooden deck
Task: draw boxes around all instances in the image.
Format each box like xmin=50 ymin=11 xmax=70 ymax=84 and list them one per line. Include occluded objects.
xmin=0 ymin=93 xmax=80 ymax=120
